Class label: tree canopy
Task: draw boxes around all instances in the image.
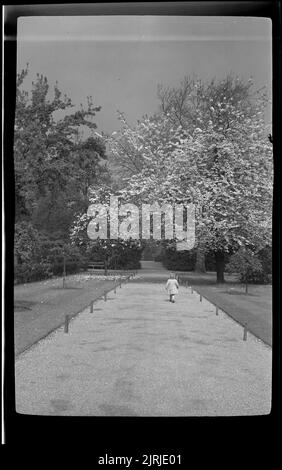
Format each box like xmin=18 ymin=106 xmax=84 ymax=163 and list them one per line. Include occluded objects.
xmin=107 ymin=75 xmax=273 ymax=281
xmin=14 ymin=66 xmax=108 ymax=239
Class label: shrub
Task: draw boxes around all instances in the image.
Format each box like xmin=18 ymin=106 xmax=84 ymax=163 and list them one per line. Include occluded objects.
xmin=226 ymin=247 xmax=270 ymax=291
xmin=245 ymin=270 xmax=270 ymax=284
xmin=205 ymin=251 xmax=216 ymax=271
xmin=42 ymin=240 xmax=85 ymax=276
xmin=14 ymin=223 xmax=85 ymax=282
xmin=258 ymin=245 xmax=272 ymax=274
xmin=14 ymin=261 xmax=53 ymax=284
xmin=87 ymin=240 xmax=143 ymax=270
xmin=162 ymin=246 xmax=196 ymax=271
xmin=51 ymin=260 xmax=81 ymax=275
xmin=123 ymin=260 xmax=141 ymax=270
xmin=14 ymin=221 xmax=43 ymax=264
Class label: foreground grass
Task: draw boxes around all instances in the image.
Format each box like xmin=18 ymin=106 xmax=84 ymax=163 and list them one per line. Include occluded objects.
xmin=178 ymin=271 xmax=272 ymax=346
xmin=14 ymin=271 xmax=131 ymax=356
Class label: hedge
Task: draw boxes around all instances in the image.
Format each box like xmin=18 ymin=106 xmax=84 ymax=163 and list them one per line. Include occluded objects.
xmin=161 ymin=247 xmax=196 ymax=271
xmin=14 ymin=261 xmax=53 ymax=284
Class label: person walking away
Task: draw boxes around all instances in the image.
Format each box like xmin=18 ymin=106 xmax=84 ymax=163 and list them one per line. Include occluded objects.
xmin=166 ymin=273 xmax=179 ymax=303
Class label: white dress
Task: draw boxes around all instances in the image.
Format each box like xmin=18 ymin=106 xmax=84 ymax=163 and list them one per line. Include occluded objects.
xmin=166 ymin=279 xmax=179 ymax=295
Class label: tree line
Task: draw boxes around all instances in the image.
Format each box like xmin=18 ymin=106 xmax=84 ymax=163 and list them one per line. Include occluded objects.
xmin=14 ymin=68 xmax=272 ymax=284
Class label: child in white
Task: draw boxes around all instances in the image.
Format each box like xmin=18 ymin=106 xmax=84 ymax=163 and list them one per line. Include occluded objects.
xmin=166 ymin=273 xmax=179 ymax=303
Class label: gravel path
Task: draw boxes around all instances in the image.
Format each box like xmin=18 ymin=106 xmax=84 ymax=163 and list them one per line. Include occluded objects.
xmin=15 ymin=267 xmax=272 ymax=416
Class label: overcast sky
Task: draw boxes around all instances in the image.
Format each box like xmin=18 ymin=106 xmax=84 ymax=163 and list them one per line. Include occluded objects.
xmin=17 ymin=16 xmax=272 ymax=134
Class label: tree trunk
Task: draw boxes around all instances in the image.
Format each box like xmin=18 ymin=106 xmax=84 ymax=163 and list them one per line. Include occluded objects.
xmin=215 ymin=251 xmax=225 ymax=283
xmin=195 ymin=246 xmax=206 ymax=273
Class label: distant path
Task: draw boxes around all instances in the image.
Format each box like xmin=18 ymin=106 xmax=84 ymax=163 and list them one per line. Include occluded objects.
xmin=141 ymin=260 xmax=168 ymax=272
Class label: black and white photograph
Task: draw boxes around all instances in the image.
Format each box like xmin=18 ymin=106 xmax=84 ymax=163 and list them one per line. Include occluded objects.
xmin=3 ymin=1 xmax=280 ymax=450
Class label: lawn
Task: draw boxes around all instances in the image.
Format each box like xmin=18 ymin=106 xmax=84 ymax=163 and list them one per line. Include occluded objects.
xmin=14 ymin=271 xmax=131 ymax=356
xmin=178 ymin=271 xmax=272 ymax=346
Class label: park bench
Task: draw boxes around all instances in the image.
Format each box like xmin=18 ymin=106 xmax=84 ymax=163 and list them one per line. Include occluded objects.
xmin=88 ymin=261 xmax=105 ymax=270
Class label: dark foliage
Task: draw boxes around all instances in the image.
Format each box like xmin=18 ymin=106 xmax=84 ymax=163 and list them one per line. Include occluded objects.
xmin=162 ymin=246 xmax=196 ymax=271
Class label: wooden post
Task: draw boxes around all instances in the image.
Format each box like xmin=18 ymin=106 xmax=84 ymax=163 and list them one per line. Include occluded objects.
xmin=104 ymin=291 xmax=107 ymax=301
xmin=114 ymin=283 xmax=116 ymax=294
xmin=104 ymin=259 xmax=108 ymax=276
xmin=243 ymin=323 xmax=248 ymax=341
xmin=216 ymin=306 xmax=219 ymax=316
xmin=64 ymin=314 xmax=69 ymax=333
xmin=90 ymin=301 xmax=94 ymax=313
xmin=200 ymin=294 xmax=202 ymax=302
xmin=63 ymin=254 xmax=66 ymax=288
xmin=191 ymin=287 xmax=193 ymax=294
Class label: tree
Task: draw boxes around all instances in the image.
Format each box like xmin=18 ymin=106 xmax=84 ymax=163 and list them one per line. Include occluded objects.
xmin=14 ymin=67 xmax=110 ymax=283
xmin=226 ymin=248 xmax=264 ymax=293
xmin=14 ymin=66 xmax=107 ymax=238
xmin=107 ymin=111 xmax=186 ymax=187
xmin=108 ymin=75 xmax=272 ymax=283
xmin=157 ymin=74 xmax=272 ymax=276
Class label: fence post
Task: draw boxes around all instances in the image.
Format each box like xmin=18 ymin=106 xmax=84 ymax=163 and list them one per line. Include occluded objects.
xmin=104 ymin=291 xmax=107 ymax=301
xmin=191 ymin=287 xmax=193 ymax=294
xmin=64 ymin=314 xmax=70 ymax=333
xmin=243 ymin=323 xmax=248 ymax=341
xmin=90 ymin=301 xmax=94 ymax=313
xmin=200 ymin=294 xmax=202 ymax=302
xmin=216 ymin=306 xmax=219 ymax=316
xmin=63 ymin=254 xmax=66 ymax=288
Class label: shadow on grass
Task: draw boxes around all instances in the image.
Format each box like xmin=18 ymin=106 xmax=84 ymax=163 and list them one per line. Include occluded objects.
xmin=224 ymin=290 xmax=258 ymax=296
xmin=14 ymin=300 xmax=35 ymax=311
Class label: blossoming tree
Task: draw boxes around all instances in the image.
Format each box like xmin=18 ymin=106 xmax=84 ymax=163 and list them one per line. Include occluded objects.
xmin=107 ymin=76 xmax=272 ymax=282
